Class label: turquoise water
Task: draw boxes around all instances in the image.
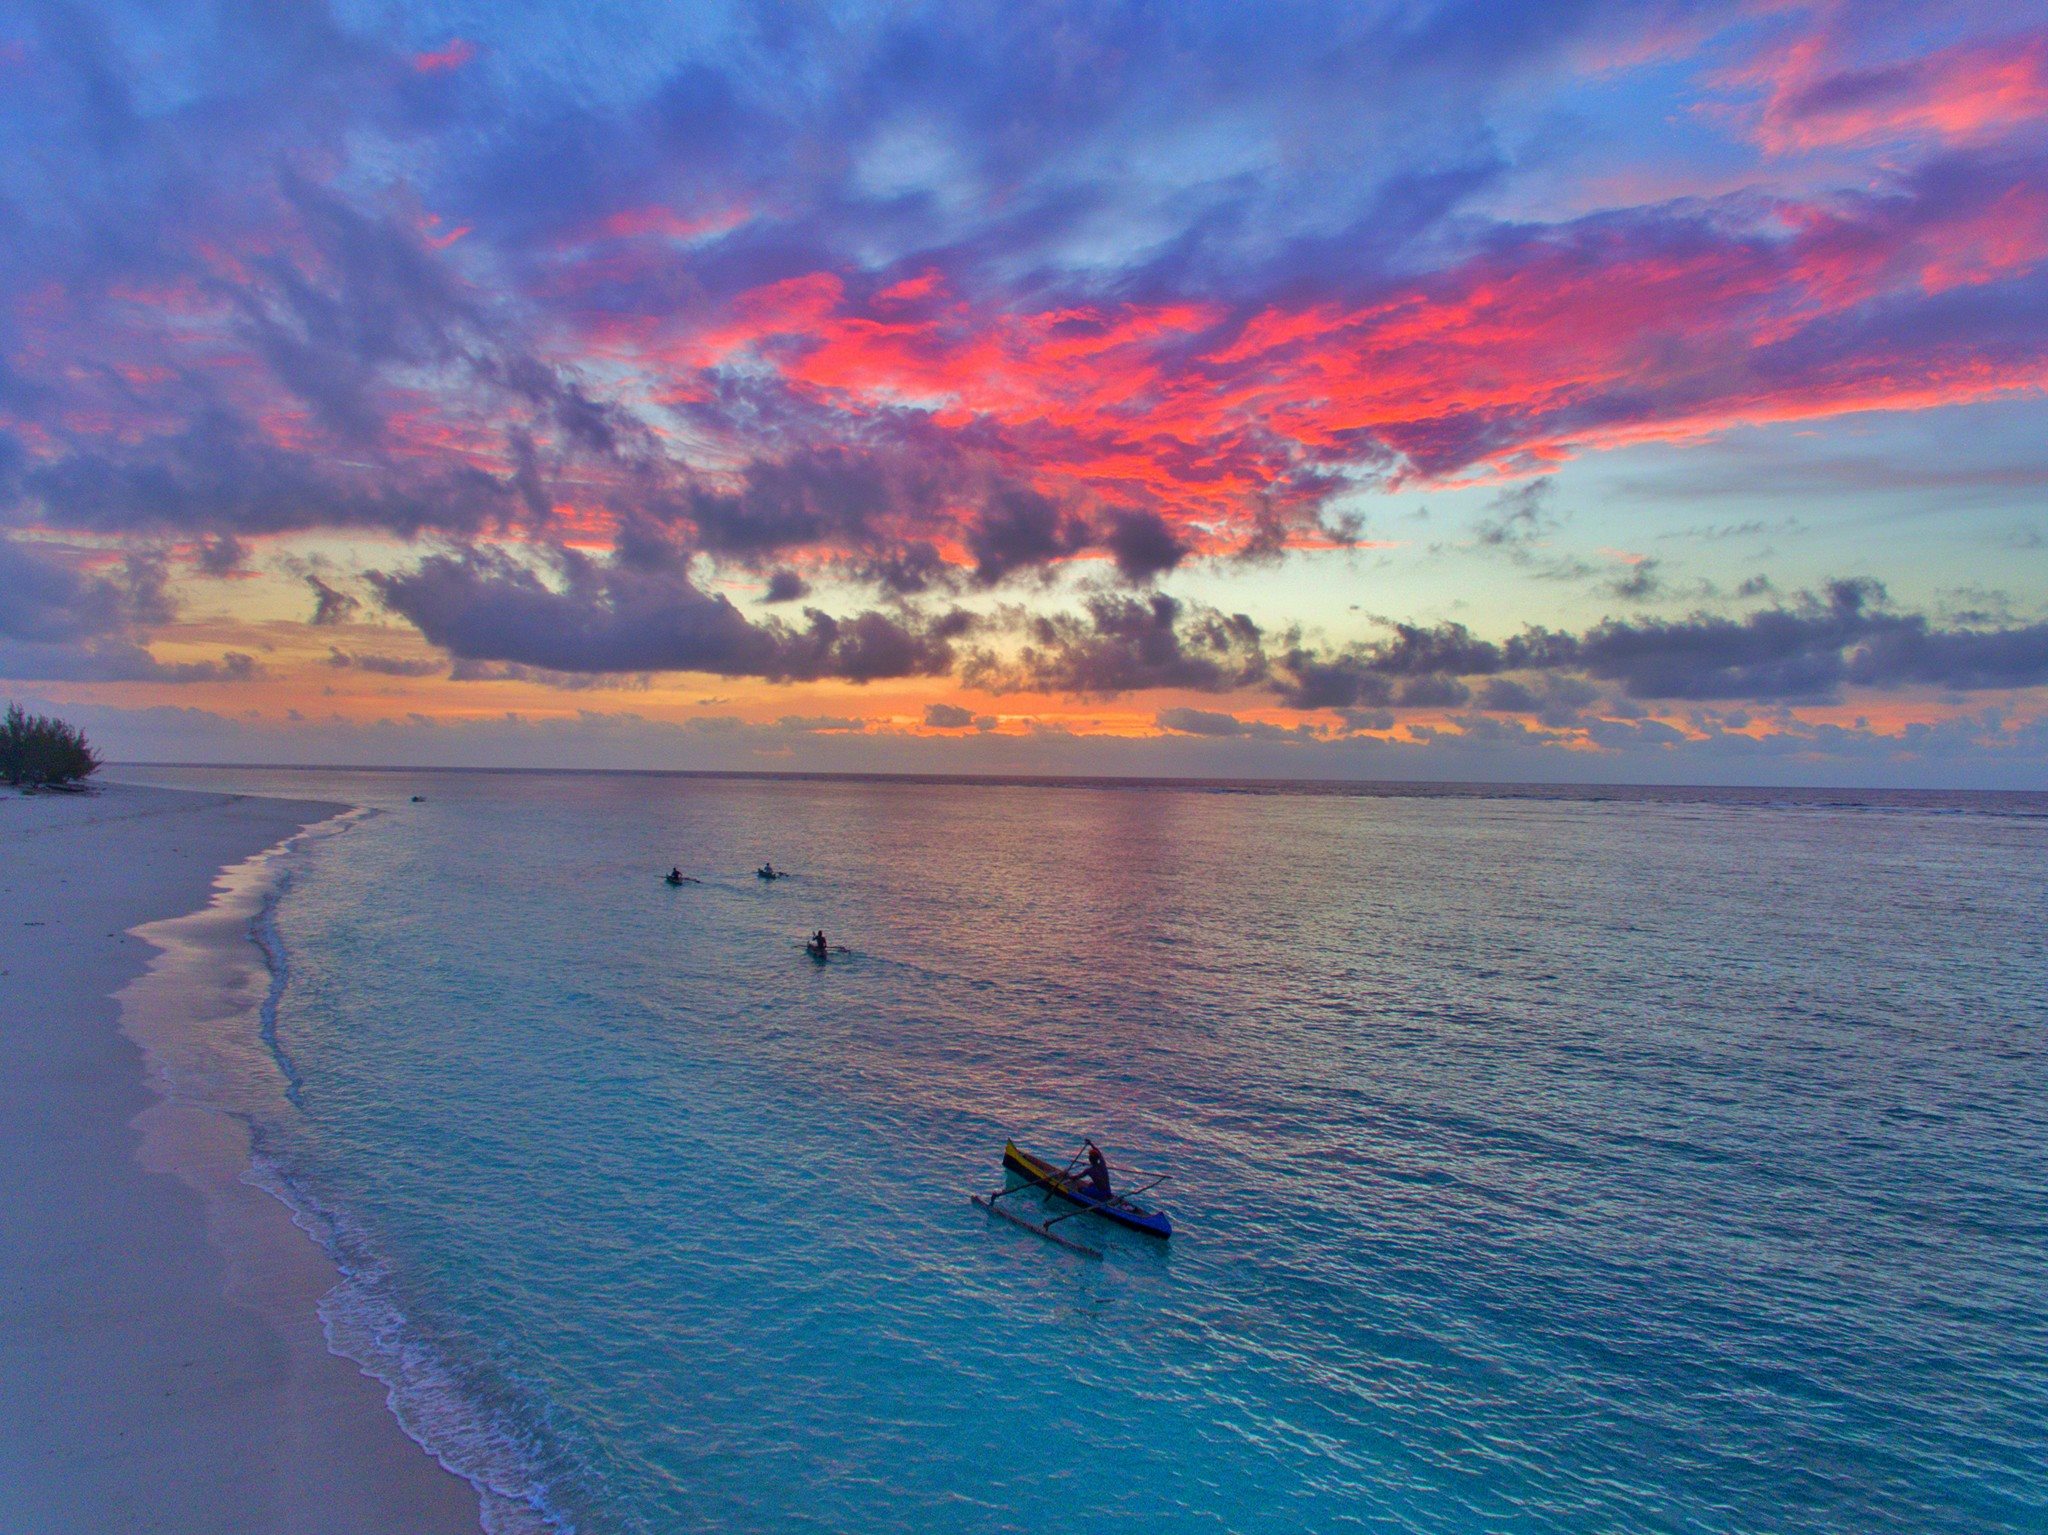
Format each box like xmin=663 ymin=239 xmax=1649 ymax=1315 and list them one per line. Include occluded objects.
xmin=125 ymin=770 xmax=2048 ymax=1533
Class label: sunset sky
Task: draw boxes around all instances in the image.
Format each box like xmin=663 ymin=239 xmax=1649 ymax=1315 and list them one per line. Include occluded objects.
xmin=3 ymin=0 xmax=2046 ymax=784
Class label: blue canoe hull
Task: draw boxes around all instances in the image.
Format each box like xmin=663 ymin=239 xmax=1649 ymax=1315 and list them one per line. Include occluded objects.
xmin=1003 ymin=1141 xmax=1172 ymax=1238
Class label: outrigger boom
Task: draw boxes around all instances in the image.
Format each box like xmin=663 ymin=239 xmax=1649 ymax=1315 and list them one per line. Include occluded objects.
xmin=969 ymin=1192 xmax=1104 ymax=1259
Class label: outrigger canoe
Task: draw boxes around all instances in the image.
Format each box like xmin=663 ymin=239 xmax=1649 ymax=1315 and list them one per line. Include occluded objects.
xmin=999 ymin=1140 xmax=1173 ymax=1239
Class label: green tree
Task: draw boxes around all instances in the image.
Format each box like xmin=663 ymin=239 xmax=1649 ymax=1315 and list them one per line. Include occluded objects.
xmin=1 ymin=703 xmax=101 ymax=788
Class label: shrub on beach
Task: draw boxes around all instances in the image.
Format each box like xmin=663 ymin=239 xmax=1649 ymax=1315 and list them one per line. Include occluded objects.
xmin=1 ymin=703 xmax=101 ymax=789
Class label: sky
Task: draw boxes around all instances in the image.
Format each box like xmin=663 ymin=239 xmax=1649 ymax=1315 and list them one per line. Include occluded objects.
xmin=2 ymin=0 xmax=2046 ymax=786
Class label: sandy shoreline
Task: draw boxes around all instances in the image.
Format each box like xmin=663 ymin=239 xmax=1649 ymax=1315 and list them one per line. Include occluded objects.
xmin=0 ymin=782 xmax=483 ymax=1534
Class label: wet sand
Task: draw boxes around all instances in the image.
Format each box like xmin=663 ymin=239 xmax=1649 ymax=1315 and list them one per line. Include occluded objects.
xmin=0 ymin=782 xmax=483 ymax=1534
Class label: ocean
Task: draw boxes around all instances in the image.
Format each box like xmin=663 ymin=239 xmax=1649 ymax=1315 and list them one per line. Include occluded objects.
xmin=114 ymin=768 xmax=2048 ymax=1534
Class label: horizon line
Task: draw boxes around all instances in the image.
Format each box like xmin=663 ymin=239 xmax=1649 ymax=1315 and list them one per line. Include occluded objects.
xmin=105 ymin=761 xmax=2048 ymax=800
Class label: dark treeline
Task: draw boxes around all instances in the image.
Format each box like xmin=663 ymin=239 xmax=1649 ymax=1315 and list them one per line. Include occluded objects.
xmin=1 ymin=703 xmax=100 ymax=789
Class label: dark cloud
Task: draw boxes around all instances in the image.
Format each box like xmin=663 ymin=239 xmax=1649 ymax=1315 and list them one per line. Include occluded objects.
xmin=1581 ymin=714 xmax=1689 ymax=750
xmin=1472 ymin=478 xmax=1560 ymax=552
xmin=1101 ymin=510 xmax=1190 ymax=583
xmin=1475 ymin=673 xmax=1601 ymax=726
xmin=1155 ymin=705 xmax=1314 ymax=742
xmin=922 ymin=702 xmax=977 ymax=729
xmin=371 ymin=540 xmax=967 ymax=682
xmin=1566 ymin=579 xmax=1887 ymax=700
xmin=761 ymin=569 xmax=809 ymax=603
xmin=0 ymin=638 xmax=257 ymax=684
xmin=0 ymin=535 xmax=134 ymax=643
xmin=446 ymin=659 xmax=651 ymax=691
xmin=1391 ymin=583 xmax=2048 ymax=704
xmin=971 ymin=594 xmax=1267 ymax=696
xmin=506 ymin=431 xmax=553 ymax=526
xmin=1845 ymin=619 xmax=2048 ymax=693
xmin=0 ymin=532 xmax=265 ymax=681
xmin=999 ymin=578 xmax=2048 ymax=712
xmin=24 ymin=411 xmax=519 ymax=539
xmin=685 ymin=448 xmax=918 ymax=559
xmin=307 ymin=575 xmax=362 ymax=626
xmin=1272 ymin=619 xmax=1521 ymax=708
xmin=1270 ymin=650 xmax=1397 ymax=710
xmin=1338 ymin=706 xmax=1396 ymax=732
xmin=326 ymin=648 xmax=440 ymax=677
xmin=967 ymin=488 xmax=1088 ymax=585
xmin=850 ymin=542 xmax=952 ymax=597
xmin=669 ymin=431 xmax=1126 ymax=593
xmin=194 ymin=534 xmax=246 ymax=577
xmin=1476 ymin=676 xmax=1539 ymax=713
xmin=1156 ymin=706 xmax=1251 ymax=736
xmin=1610 ymin=558 xmax=1662 ymax=601
xmin=1397 ymin=674 xmax=1471 ymax=707
xmin=242 ymin=170 xmax=477 ymax=445
xmin=0 ymin=11 xmax=663 ymax=553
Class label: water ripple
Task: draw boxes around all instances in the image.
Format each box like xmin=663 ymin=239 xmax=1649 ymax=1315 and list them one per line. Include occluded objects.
xmin=146 ymin=769 xmax=2048 ymax=1535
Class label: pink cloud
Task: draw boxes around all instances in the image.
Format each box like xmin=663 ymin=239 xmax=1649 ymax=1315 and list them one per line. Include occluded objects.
xmin=412 ymin=38 xmax=477 ymax=75
xmin=1737 ymin=28 xmax=2048 ymax=153
xmin=578 ymin=164 xmax=2048 ymax=561
xmin=421 ymin=216 xmax=472 ymax=250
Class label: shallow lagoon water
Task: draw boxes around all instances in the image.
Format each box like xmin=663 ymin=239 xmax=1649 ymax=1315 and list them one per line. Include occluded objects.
xmin=121 ymin=770 xmax=2048 ymax=1533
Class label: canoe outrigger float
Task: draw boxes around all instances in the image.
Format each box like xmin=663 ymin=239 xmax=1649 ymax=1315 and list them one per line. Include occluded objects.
xmin=970 ymin=1140 xmax=1172 ymax=1259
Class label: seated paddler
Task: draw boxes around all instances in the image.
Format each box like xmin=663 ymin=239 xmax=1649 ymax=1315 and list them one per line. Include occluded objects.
xmin=1078 ymin=1140 xmax=1113 ymax=1201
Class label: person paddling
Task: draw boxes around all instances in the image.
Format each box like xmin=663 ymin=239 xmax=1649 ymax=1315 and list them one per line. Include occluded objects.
xmin=1078 ymin=1140 xmax=1114 ymax=1201
xmin=809 ymin=929 xmax=829 ymax=954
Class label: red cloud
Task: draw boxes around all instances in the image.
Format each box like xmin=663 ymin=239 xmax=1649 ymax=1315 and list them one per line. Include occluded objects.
xmin=592 ymin=160 xmax=2044 ymax=556
xmin=872 ymin=270 xmax=945 ymax=308
xmin=412 ymin=38 xmax=477 ymax=75
xmin=1738 ymin=29 xmax=2048 ymax=153
xmin=578 ymin=205 xmax=748 ymax=245
xmin=1919 ymin=185 xmax=2048 ymax=292
xmin=421 ymin=216 xmax=472 ymax=250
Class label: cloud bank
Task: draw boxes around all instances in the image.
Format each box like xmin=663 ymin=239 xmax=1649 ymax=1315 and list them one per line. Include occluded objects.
xmin=0 ymin=1 xmax=2042 ymax=780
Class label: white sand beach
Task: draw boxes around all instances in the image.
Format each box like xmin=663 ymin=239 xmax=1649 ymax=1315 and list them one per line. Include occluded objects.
xmin=0 ymin=783 xmax=482 ymax=1534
